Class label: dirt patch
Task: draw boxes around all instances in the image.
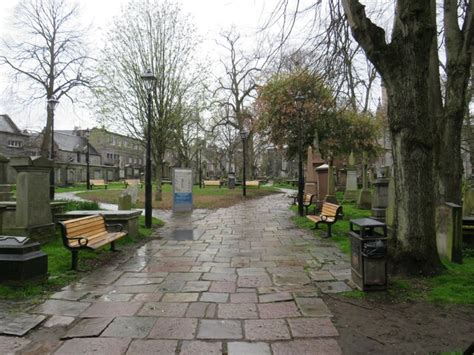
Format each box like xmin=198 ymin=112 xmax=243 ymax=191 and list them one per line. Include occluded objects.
xmin=324 ymin=294 xmax=474 ymax=354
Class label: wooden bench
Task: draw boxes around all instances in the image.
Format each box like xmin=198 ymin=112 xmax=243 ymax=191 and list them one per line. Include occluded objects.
xmin=124 ymin=179 xmax=143 ymax=188
xmin=306 ymin=202 xmax=343 ymax=238
xmin=58 ymin=214 xmax=127 ymax=270
xmin=293 ymin=192 xmax=316 ymax=214
xmin=90 ymin=179 xmax=108 ymax=189
xmin=203 ymin=180 xmax=222 ymax=188
xmin=245 ymin=180 xmax=260 ymax=188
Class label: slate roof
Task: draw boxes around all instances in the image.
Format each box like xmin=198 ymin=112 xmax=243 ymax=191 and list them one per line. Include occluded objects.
xmin=0 ymin=115 xmax=27 ymax=135
xmin=54 ymin=131 xmax=100 ymax=155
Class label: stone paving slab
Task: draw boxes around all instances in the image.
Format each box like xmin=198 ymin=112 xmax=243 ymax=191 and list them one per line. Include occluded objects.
xmin=0 ymin=335 xmax=31 ymax=354
xmin=0 ymin=313 xmax=45 ymax=336
xmin=55 ymin=337 xmax=131 ymax=355
xmin=17 ymin=191 xmax=350 ymax=350
xmin=63 ymin=317 xmax=113 ymax=339
xmin=126 ymin=339 xmax=178 ymax=355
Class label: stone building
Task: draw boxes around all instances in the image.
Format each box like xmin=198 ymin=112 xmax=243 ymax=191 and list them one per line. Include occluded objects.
xmin=87 ymin=128 xmax=145 ymax=180
xmin=0 ymin=115 xmax=146 ymax=185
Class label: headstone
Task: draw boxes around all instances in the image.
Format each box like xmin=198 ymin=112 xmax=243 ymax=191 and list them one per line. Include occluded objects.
xmin=0 ymin=154 xmax=9 ymax=184
xmin=436 ymin=202 xmax=462 ymax=263
xmin=125 ymin=185 xmax=138 ymax=205
xmin=357 ymin=159 xmax=372 ymax=210
xmin=325 ymin=163 xmax=337 ymax=204
xmin=371 ymin=177 xmax=389 ymax=221
xmin=118 ymin=194 xmax=132 ymax=211
xmin=344 ymin=152 xmax=358 ymax=201
xmin=9 ymin=156 xmax=55 ymax=242
xmin=305 ymin=140 xmax=325 ymax=196
xmin=462 ymin=177 xmax=474 ymax=216
xmin=315 ymin=164 xmax=329 ymax=203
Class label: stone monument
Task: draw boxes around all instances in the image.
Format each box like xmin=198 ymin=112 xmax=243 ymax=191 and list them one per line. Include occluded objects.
xmin=436 ymin=202 xmax=462 ymax=263
xmin=304 ymin=139 xmax=325 ymax=196
xmin=315 ymin=164 xmax=328 ymax=203
xmin=462 ymin=177 xmax=474 ymax=216
xmin=344 ymin=152 xmax=358 ymax=201
xmin=118 ymin=194 xmax=132 ymax=210
xmin=0 ymin=154 xmax=13 ymax=201
xmin=8 ymin=156 xmax=55 ymax=242
xmin=324 ymin=162 xmax=338 ymax=204
xmin=357 ymin=156 xmax=372 ymax=209
xmin=371 ymin=168 xmax=389 ymax=221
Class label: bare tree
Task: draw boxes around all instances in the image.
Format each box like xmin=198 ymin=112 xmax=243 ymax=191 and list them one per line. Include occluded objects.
xmin=94 ymin=0 xmax=205 ymax=200
xmin=0 ymin=0 xmax=93 ymax=157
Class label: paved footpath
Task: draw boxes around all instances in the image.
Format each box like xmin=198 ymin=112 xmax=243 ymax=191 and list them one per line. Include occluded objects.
xmin=3 ymin=192 xmax=352 ymax=354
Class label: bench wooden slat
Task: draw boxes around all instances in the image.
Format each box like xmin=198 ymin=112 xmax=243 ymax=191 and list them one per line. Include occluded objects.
xmin=58 ymin=214 xmax=127 ymax=270
xmin=305 ymin=202 xmax=343 ymax=238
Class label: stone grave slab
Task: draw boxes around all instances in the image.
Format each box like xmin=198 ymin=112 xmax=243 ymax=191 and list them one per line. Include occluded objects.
xmin=0 ymin=313 xmax=45 ymax=336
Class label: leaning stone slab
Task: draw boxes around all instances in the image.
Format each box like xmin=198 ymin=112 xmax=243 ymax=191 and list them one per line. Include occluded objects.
xmin=55 ymin=337 xmax=131 ymax=355
xmin=62 ymin=317 xmax=114 ymax=339
xmin=33 ymin=299 xmax=91 ymax=317
xmin=294 ymin=297 xmax=333 ymax=317
xmin=0 ymin=313 xmax=45 ymax=336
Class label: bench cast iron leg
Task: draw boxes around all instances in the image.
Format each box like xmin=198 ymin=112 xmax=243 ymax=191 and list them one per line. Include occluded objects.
xmin=322 ymin=224 xmax=332 ymax=239
xmin=71 ymin=250 xmax=78 ymax=271
xmin=110 ymin=241 xmax=119 ymax=252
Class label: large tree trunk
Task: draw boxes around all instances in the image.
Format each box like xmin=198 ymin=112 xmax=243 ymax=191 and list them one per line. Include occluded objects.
xmin=41 ymin=101 xmax=53 ymax=158
xmin=343 ymin=0 xmax=443 ymax=275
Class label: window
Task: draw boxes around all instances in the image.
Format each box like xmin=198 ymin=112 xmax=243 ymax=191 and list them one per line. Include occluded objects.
xmin=8 ymin=140 xmax=22 ymax=148
xmin=128 ymin=157 xmax=132 ymax=163
xmin=76 ymin=152 xmax=81 ymax=163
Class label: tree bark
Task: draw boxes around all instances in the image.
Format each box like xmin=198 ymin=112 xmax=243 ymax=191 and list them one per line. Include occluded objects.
xmin=343 ymin=0 xmax=443 ymax=275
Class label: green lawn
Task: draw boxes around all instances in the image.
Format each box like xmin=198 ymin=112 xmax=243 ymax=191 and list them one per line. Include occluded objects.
xmin=0 ymin=215 xmax=163 ymax=304
xmin=291 ymin=192 xmax=474 ymax=304
xmin=78 ymin=184 xmax=280 ymax=209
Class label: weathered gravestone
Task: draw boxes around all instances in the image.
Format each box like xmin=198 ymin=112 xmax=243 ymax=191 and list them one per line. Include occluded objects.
xmin=344 ymin=152 xmax=358 ymax=201
xmin=436 ymin=202 xmax=462 ymax=263
xmin=357 ymin=159 xmax=372 ymax=210
xmin=462 ymin=177 xmax=474 ymax=216
xmin=0 ymin=155 xmax=13 ymax=201
xmin=371 ymin=173 xmax=389 ymax=221
xmin=118 ymin=194 xmax=132 ymax=210
xmin=7 ymin=156 xmax=55 ymax=242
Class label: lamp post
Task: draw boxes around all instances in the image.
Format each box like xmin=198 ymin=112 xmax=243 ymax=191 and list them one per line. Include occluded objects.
xmin=240 ymin=128 xmax=249 ymax=197
xmin=47 ymin=96 xmax=59 ymax=200
xmin=295 ymin=91 xmax=305 ymax=216
xmin=85 ymin=128 xmax=91 ymax=190
xmin=141 ymin=68 xmax=157 ymax=229
xmin=198 ymin=146 xmax=202 ymax=188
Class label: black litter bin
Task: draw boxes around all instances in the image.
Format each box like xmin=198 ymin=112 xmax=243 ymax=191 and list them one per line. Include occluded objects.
xmin=349 ymin=218 xmax=388 ymax=291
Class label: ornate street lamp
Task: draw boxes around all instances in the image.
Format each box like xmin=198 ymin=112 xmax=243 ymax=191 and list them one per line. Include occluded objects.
xmin=84 ymin=128 xmax=91 ymax=190
xmin=240 ymin=128 xmax=249 ymax=197
xmin=141 ymin=68 xmax=156 ymax=229
xmin=47 ymin=95 xmax=59 ymax=200
xmin=295 ymin=91 xmax=305 ymax=217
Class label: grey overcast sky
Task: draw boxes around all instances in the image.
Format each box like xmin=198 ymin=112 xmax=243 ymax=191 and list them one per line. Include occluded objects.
xmin=0 ymin=0 xmax=290 ymax=131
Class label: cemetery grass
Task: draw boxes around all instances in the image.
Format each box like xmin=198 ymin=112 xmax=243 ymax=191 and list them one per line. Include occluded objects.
xmin=0 ymin=215 xmax=163 ymax=306
xmin=78 ymin=184 xmax=280 ymax=209
xmin=292 ymin=195 xmax=474 ymax=353
xmin=291 ymin=195 xmax=474 ymax=305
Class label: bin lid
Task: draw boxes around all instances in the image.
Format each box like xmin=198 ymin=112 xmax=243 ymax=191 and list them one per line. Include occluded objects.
xmin=350 ymin=218 xmax=385 ymax=228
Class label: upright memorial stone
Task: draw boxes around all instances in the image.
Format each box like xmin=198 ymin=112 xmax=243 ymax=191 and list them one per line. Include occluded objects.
xmin=172 ymin=168 xmax=193 ymax=213
xmin=325 ymin=162 xmax=337 ymax=204
xmin=371 ymin=170 xmax=389 ymax=221
xmin=436 ymin=203 xmax=462 ymax=263
xmin=9 ymin=156 xmax=55 ymax=242
xmin=357 ymin=155 xmax=372 ymax=210
xmin=344 ymin=152 xmax=358 ymax=201
xmin=0 ymin=155 xmax=13 ymax=201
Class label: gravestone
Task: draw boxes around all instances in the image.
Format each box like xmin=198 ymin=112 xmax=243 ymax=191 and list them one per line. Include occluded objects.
xmin=125 ymin=184 xmax=138 ymax=205
xmin=8 ymin=156 xmax=55 ymax=242
xmin=324 ymin=163 xmax=337 ymax=204
xmin=371 ymin=177 xmax=389 ymax=221
xmin=357 ymin=159 xmax=372 ymax=210
xmin=305 ymin=145 xmax=324 ymax=196
xmin=344 ymin=152 xmax=358 ymax=201
xmin=462 ymin=177 xmax=474 ymax=216
xmin=436 ymin=202 xmax=462 ymax=263
xmin=0 ymin=155 xmax=13 ymax=201
xmin=118 ymin=194 xmax=132 ymax=210
xmin=315 ymin=164 xmax=328 ymax=203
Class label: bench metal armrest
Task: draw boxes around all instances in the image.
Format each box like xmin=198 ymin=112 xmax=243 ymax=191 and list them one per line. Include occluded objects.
xmin=106 ymin=223 xmax=124 ymax=232
xmin=320 ymin=215 xmax=329 ymax=222
xmin=68 ymin=236 xmax=89 ymax=247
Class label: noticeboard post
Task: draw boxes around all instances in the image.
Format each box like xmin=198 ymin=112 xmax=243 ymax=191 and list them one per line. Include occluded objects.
xmin=172 ymin=168 xmax=193 ymax=212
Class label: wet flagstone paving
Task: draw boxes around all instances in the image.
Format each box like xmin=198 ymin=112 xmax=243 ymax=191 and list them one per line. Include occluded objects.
xmin=2 ymin=192 xmax=352 ymax=354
